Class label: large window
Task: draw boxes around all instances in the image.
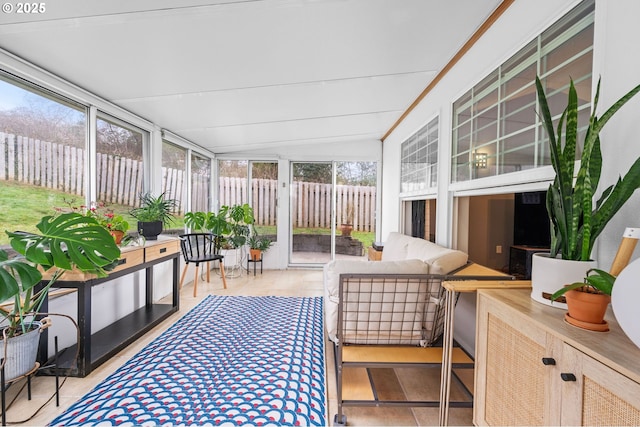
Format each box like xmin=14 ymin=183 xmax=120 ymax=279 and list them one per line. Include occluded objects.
xmin=401 ymin=116 xmax=438 ymax=194
xmin=452 ymin=0 xmax=594 ymax=182
xmin=218 ymin=160 xmax=278 ymax=240
xmin=191 ymin=153 xmax=211 ymax=213
xmin=0 ymin=73 xmax=87 ymax=244
xmin=162 ymin=141 xmax=187 ymax=215
xmin=96 ymin=116 xmax=146 ymax=223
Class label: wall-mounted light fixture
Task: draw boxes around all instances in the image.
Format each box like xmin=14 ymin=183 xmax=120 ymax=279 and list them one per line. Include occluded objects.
xmin=474 ymin=152 xmax=488 ymax=169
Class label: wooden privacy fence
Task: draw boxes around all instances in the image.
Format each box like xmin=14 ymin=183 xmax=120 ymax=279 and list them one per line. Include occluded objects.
xmin=292 ymin=182 xmax=376 ymax=232
xmin=0 ymin=132 xmax=205 ymax=214
xmin=1 ymin=133 xmax=375 ymax=229
xmin=219 ymin=177 xmax=376 ymax=231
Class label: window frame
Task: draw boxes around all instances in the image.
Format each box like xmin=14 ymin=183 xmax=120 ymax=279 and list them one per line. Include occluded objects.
xmin=451 ymin=0 xmax=594 ymax=184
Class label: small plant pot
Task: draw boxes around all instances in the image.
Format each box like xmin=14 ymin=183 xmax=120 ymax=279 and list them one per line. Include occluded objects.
xmin=340 ymin=224 xmax=353 ymax=237
xmin=110 ymin=230 xmax=125 ymax=245
xmin=250 ymin=249 xmax=262 ymax=261
xmin=564 ymin=288 xmax=611 ymax=331
xmin=137 ymin=220 xmax=163 ymax=240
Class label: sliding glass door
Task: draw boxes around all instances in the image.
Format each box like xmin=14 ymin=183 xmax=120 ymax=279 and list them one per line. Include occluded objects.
xmin=289 ymin=161 xmax=376 ymax=265
xmin=290 ymin=162 xmax=333 ymax=264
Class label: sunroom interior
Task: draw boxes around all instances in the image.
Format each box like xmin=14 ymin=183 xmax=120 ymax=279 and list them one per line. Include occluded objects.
xmin=2 ymin=0 xmax=640 ymax=425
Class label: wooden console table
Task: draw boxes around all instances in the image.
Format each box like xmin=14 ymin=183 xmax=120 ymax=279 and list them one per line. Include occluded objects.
xmin=38 ymin=236 xmax=180 ymax=377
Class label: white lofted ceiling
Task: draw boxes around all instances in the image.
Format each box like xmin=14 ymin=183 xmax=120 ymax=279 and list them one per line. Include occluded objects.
xmin=0 ymin=0 xmax=502 ymax=154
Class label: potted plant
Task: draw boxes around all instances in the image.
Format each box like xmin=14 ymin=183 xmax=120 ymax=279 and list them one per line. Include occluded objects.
xmin=184 ymin=207 xmax=232 ymax=250
xmin=340 ymin=203 xmax=354 ymax=237
xmin=0 ymin=212 xmax=120 ymax=380
xmin=129 ymin=192 xmax=179 ymax=240
xmin=550 ymin=268 xmax=615 ymax=331
xmin=531 ymin=76 xmax=640 ymax=307
xmin=56 ymin=201 xmax=130 ymax=245
xmin=226 ymin=204 xmax=255 ymax=249
xmin=85 ymin=203 xmax=130 ymax=244
xmin=248 ymin=233 xmax=272 ymax=261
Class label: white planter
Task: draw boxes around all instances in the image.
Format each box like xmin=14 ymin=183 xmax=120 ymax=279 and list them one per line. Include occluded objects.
xmin=530 ymin=253 xmax=597 ymax=309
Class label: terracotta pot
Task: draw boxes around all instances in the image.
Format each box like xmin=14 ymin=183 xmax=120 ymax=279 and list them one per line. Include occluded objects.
xmin=340 ymin=224 xmax=353 ymax=237
xmin=565 ymin=288 xmax=611 ymax=325
xmin=110 ymin=230 xmax=125 ymax=245
xmin=249 ymin=248 xmax=262 ymax=261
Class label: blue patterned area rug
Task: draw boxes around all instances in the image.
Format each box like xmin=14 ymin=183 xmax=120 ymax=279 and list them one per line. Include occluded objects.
xmin=50 ymin=295 xmax=326 ymax=426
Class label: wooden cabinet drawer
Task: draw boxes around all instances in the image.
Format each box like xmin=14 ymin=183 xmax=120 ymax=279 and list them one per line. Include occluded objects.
xmin=111 ymin=247 xmax=144 ymax=273
xmin=145 ymin=239 xmax=180 ymax=262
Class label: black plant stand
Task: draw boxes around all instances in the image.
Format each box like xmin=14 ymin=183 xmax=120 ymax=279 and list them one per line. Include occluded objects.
xmin=0 ymin=337 xmax=61 ymax=426
xmin=247 ymin=256 xmax=263 ymax=276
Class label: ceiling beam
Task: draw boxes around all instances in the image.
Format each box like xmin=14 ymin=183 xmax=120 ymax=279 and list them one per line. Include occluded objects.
xmin=381 ymin=0 xmax=515 ymax=142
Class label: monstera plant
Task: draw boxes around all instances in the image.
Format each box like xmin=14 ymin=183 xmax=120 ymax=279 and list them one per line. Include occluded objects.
xmin=0 ymin=212 xmax=120 ymax=380
xmin=1 ymin=212 xmax=121 ymax=337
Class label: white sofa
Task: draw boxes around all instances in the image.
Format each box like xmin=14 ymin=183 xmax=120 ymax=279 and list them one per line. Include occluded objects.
xmin=323 ymin=232 xmax=468 ymax=343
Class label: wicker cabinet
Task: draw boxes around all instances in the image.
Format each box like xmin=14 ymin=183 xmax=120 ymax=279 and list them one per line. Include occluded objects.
xmin=474 ymin=289 xmax=640 ymax=426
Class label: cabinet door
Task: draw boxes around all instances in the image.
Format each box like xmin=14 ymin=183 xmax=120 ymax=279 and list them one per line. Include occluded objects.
xmin=561 ymin=344 xmax=640 ymax=426
xmin=475 ymin=293 xmax=560 ymax=426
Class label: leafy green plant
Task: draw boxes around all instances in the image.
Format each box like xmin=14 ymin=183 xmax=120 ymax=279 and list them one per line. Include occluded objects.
xmin=248 ymin=234 xmax=272 ymax=251
xmin=83 ymin=203 xmax=129 ymax=233
xmin=536 ymin=76 xmax=640 ymax=261
xmin=0 ymin=213 xmax=120 ymax=337
xmin=129 ymin=192 xmax=179 ymax=225
xmin=550 ymin=268 xmax=615 ymax=301
xmin=227 ymin=204 xmax=255 ymax=248
xmin=184 ymin=208 xmax=230 ymax=236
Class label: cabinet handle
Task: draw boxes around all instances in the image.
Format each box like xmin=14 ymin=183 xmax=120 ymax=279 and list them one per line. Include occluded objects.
xmin=561 ymin=373 xmax=577 ymax=382
xmin=542 ymin=357 xmax=556 ymax=365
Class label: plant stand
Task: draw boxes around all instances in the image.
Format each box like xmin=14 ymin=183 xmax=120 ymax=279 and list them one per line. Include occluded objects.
xmin=1 ymin=336 xmax=62 ymax=426
xmin=247 ymin=256 xmax=263 ymax=276
xmin=220 ymin=247 xmax=245 ymax=278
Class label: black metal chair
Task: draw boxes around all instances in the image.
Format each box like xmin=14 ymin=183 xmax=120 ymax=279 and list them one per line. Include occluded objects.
xmin=178 ymin=233 xmax=227 ymax=296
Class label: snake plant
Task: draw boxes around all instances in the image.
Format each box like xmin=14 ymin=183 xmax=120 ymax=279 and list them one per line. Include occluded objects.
xmin=536 ymin=76 xmax=640 ymax=261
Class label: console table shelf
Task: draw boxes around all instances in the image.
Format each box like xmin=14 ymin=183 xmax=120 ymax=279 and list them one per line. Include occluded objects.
xmin=38 ymin=236 xmax=180 ymax=377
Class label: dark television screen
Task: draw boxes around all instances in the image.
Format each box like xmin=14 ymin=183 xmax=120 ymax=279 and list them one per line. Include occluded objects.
xmin=513 ymin=191 xmax=551 ymax=247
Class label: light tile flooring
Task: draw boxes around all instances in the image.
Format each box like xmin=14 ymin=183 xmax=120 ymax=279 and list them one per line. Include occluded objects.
xmin=5 ymin=269 xmax=473 ymax=426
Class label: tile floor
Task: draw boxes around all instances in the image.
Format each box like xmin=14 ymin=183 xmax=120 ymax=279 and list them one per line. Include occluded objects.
xmin=3 ymin=269 xmax=473 ymax=426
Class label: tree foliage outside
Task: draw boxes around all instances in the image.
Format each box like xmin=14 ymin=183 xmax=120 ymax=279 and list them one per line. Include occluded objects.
xmin=0 ymin=78 xmax=86 ymax=147
xmin=219 ymin=160 xmax=376 ymax=186
xmin=96 ymin=117 xmax=143 ymax=160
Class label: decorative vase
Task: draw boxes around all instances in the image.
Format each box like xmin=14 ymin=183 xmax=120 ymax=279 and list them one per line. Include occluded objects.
xmin=110 ymin=230 xmax=125 ymax=245
xmin=564 ymin=289 xmax=611 ymax=332
xmin=137 ymin=220 xmax=163 ymax=240
xmin=530 ymin=253 xmax=597 ymax=308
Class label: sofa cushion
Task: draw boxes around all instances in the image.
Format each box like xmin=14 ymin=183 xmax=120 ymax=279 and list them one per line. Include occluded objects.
xmin=323 ymin=258 xmax=430 ymax=342
xmin=406 ymin=238 xmax=468 ymax=274
xmin=380 ymin=232 xmax=412 ymax=261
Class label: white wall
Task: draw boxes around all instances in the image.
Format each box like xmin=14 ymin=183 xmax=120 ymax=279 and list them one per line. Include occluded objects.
xmin=381 ymin=0 xmax=640 ymax=355
xmin=591 ymin=0 xmax=640 ymax=270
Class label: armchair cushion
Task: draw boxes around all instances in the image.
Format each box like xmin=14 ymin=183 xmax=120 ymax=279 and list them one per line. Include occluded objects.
xmin=323 ymin=258 xmax=430 ymax=342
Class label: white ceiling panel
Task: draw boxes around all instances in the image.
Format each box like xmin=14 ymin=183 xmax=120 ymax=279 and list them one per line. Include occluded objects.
xmin=0 ymin=0 xmax=502 ymax=153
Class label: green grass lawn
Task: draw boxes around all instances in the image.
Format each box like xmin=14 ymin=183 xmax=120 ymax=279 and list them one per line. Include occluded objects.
xmin=1 ymin=181 xmax=374 ymax=248
xmin=255 ymin=225 xmax=375 ymax=249
xmin=0 ymin=181 xmax=186 ymax=245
